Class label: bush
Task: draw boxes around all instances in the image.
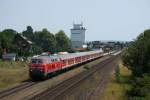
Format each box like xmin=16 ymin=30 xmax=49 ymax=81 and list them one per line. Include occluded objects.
xmin=122 ymin=29 xmax=150 ymax=77
xmin=122 ymin=29 xmax=150 ymax=100
xmin=127 ymin=74 xmax=150 ymax=99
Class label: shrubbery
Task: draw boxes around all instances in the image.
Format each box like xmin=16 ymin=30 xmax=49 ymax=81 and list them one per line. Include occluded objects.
xmin=122 ymin=29 xmax=150 ymax=99
xmin=127 ymin=74 xmax=150 ymax=99
xmin=122 ymin=29 xmax=150 ymax=77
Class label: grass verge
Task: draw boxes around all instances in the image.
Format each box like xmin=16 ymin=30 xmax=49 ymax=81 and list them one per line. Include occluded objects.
xmin=100 ymin=62 xmax=132 ymax=100
xmin=0 ymin=61 xmax=29 ymax=89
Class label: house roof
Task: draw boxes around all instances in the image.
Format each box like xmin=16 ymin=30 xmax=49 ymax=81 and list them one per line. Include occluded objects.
xmin=18 ymin=34 xmax=33 ymax=44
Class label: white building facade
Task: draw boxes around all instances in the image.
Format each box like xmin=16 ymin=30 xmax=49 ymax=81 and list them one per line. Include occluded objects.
xmin=70 ymin=23 xmax=86 ymax=48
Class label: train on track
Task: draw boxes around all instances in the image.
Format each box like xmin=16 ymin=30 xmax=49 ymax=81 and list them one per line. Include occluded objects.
xmin=29 ymin=50 xmax=106 ymax=79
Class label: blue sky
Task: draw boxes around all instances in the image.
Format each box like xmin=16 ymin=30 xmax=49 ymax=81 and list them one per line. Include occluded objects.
xmin=0 ymin=0 xmax=150 ymax=41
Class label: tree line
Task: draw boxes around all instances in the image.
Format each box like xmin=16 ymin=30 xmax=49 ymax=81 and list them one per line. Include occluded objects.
xmin=0 ymin=26 xmax=72 ymax=57
xmin=122 ymin=29 xmax=150 ymax=99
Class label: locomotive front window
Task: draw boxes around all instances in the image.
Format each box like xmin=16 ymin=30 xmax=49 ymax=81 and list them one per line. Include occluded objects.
xmin=38 ymin=60 xmax=43 ymax=64
xmin=31 ymin=59 xmax=37 ymax=64
xmin=31 ymin=59 xmax=43 ymax=64
xmin=51 ymin=59 xmax=54 ymax=62
xmin=55 ymin=59 xmax=57 ymax=61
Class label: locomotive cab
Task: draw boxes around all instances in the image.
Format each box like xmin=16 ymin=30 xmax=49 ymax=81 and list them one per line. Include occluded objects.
xmin=29 ymin=57 xmax=49 ymax=79
xmin=29 ymin=56 xmax=62 ymax=80
xmin=29 ymin=50 xmax=105 ymax=80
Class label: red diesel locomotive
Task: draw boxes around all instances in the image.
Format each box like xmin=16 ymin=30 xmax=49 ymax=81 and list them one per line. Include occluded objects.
xmin=29 ymin=50 xmax=104 ymax=79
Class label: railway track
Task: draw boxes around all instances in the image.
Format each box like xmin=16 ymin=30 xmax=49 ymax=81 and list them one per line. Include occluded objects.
xmin=87 ymin=55 xmax=120 ymax=100
xmin=0 ymin=56 xmax=106 ymax=99
xmin=0 ymin=54 xmax=119 ymax=100
xmin=29 ymin=55 xmax=119 ymax=100
xmin=0 ymin=55 xmax=106 ymax=99
xmin=0 ymin=81 xmax=36 ymax=99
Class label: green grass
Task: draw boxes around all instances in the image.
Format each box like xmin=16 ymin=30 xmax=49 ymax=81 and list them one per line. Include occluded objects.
xmin=100 ymin=63 xmax=132 ymax=100
xmin=0 ymin=61 xmax=29 ymax=89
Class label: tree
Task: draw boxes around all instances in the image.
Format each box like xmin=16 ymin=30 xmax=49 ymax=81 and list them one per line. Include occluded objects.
xmin=122 ymin=29 xmax=150 ymax=76
xmin=22 ymin=26 xmax=34 ymax=40
xmin=34 ymin=28 xmax=56 ymax=53
xmin=55 ymin=30 xmax=71 ymax=52
xmin=127 ymin=74 xmax=150 ymax=99
xmin=0 ymin=29 xmax=17 ymax=53
xmin=0 ymin=27 xmax=72 ymax=56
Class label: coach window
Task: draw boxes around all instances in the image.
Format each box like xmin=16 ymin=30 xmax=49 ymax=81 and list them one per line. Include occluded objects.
xmin=63 ymin=60 xmax=66 ymax=63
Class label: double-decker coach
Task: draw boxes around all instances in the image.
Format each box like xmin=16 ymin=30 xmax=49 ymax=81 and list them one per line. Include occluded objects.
xmin=29 ymin=50 xmax=104 ymax=79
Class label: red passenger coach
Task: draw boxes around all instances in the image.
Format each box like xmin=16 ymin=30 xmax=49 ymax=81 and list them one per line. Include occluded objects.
xmin=29 ymin=50 xmax=104 ymax=79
